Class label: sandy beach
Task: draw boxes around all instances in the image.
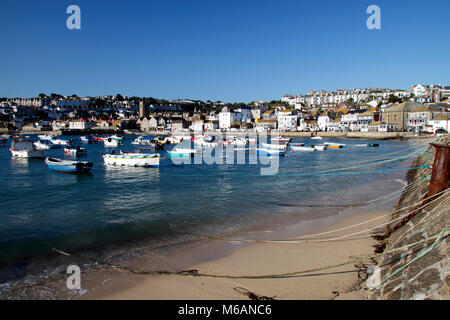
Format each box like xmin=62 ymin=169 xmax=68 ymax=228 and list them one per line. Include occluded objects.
xmin=79 ymin=208 xmax=390 ymax=300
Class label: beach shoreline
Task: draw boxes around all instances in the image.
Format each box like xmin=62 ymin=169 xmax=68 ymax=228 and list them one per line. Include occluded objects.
xmin=78 ymin=207 xmax=391 ymax=300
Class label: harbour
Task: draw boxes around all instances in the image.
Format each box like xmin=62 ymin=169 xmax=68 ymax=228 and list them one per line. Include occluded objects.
xmin=0 ymin=134 xmax=430 ymax=299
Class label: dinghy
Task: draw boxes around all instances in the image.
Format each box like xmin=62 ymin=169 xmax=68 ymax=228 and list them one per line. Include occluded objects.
xmin=103 ymin=152 xmax=160 ymax=167
xmin=45 ymin=157 xmax=93 ymax=174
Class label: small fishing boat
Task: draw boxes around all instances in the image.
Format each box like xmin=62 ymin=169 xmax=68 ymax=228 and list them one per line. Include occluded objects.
xmin=271 ymin=136 xmax=291 ymax=143
xmin=131 ymin=136 xmax=154 ymax=145
xmin=223 ymin=137 xmax=249 ymax=147
xmin=311 ymin=136 xmax=323 ymax=140
xmin=261 ymin=142 xmax=288 ymax=150
xmin=37 ymin=134 xmax=56 ymax=140
xmin=291 ymin=145 xmax=316 ymax=152
xmin=103 ymin=152 xmax=160 ymax=167
xmin=64 ymin=146 xmax=88 ymax=155
xmin=324 ymin=142 xmax=346 ymax=149
xmin=80 ymin=136 xmax=95 ymax=144
xmin=10 ymin=140 xmax=44 ymax=158
xmin=312 ymin=145 xmax=327 ymax=151
xmin=49 ymin=138 xmax=73 ymax=146
xmin=194 ymin=135 xmax=219 ymax=148
xmin=104 ymin=138 xmax=122 ymax=147
xmin=291 ymin=143 xmax=305 ymax=147
xmin=256 ymin=148 xmax=285 ymax=156
xmin=368 ymin=144 xmax=380 ymax=147
xmin=1 ymin=134 xmax=10 ymax=140
xmin=93 ymin=136 xmax=105 ymax=142
xmin=45 ymin=157 xmax=93 ymax=174
xmin=109 ymin=134 xmax=124 ymax=141
xmin=34 ymin=140 xmax=54 ymax=150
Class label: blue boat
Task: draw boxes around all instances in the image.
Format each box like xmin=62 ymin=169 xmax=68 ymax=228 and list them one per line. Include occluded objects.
xmin=45 ymin=157 xmax=93 ymax=174
xmin=80 ymin=135 xmax=95 ymax=144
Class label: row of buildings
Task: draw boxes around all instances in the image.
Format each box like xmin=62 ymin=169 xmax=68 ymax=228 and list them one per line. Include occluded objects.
xmin=1 ymin=85 xmax=449 ymax=134
xmin=282 ymin=84 xmax=450 ymax=109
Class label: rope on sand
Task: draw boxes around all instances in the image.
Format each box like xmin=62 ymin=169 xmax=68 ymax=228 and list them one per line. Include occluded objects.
xmin=96 ymin=227 xmax=449 ymax=281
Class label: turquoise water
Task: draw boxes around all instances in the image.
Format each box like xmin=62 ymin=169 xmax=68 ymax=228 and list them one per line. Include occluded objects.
xmin=0 ymin=135 xmax=422 ymax=284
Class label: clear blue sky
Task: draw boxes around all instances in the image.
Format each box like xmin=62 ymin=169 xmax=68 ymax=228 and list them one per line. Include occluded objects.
xmin=1 ymin=0 xmax=449 ymax=102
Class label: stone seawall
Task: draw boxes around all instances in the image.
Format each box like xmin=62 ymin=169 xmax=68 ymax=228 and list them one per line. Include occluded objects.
xmin=368 ymin=136 xmax=449 ymax=300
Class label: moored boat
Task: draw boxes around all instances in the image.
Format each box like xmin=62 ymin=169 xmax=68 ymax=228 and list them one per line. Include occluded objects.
xmin=103 ymin=152 xmax=160 ymax=167
xmin=261 ymin=142 xmax=288 ymax=150
xmin=271 ymin=136 xmax=291 ymax=143
xmin=49 ymin=138 xmax=73 ymax=146
xmin=34 ymin=140 xmax=54 ymax=150
xmin=104 ymin=138 xmax=122 ymax=147
xmin=64 ymin=146 xmax=88 ymax=155
xmin=45 ymin=157 xmax=93 ymax=174
xmin=109 ymin=134 xmax=124 ymax=141
xmin=38 ymin=134 xmax=56 ymax=140
xmin=10 ymin=140 xmax=44 ymax=158
xmin=291 ymin=145 xmax=316 ymax=152
xmin=80 ymin=135 xmax=95 ymax=144
xmin=311 ymin=136 xmax=323 ymax=140
xmin=324 ymin=142 xmax=346 ymax=148
xmin=312 ymin=145 xmax=327 ymax=151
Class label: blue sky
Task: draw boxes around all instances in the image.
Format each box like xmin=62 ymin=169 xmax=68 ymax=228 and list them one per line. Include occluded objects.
xmin=1 ymin=0 xmax=449 ymax=102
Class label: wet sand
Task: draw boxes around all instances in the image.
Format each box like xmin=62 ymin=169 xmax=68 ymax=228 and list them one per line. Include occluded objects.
xmin=79 ymin=208 xmax=389 ymax=300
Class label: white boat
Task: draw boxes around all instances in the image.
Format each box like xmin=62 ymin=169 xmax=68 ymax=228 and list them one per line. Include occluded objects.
xmin=223 ymin=137 xmax=248 ymax=146
xmin=10 ymin=140 xmax=44 ymax=158
xmin=49 ymin=138 xmax=72 ymax=146
xmin=311 ymin=136 xmax=323 ymax=140
xmin=64 ymin=146 xmax=88 ymax=155
xmin=104 ymin=138 xmax=122 ymax=147
xmin=131 ymin=136 xmax=154 ymax=145
xmin=312 ymin=145 xmax=327 ymax=151
xmin=109 ymin=135 xmax=124 ymax=141
xmin=271 ymin=136 xmax=291 ymax=143
xmin=261 ymin=142 xmax=288 ymax=150
xmin=291 ymin=145 xmax=316 ymax=152
xmin=103 ymin=152 xmax=160 ymax=167
xmin=34 ymin=140 xmax=54 ymax=150
xmin=38 ymin=134 xmax=56 ymax=140
xmin=194 ymin=136 xmax=219 ymax=148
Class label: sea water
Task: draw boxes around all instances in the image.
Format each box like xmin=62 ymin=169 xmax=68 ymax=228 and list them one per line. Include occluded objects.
xmin=0 ymin=135 xmax=424 ymax=297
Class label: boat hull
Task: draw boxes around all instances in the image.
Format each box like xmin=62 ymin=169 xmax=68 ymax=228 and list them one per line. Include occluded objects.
xmin=103 ymin=154 xmax=160 ymax=167
xmin=45 ymin=157 xmax=93 ymax=174
xmin=11 ymin=149 xmax=44 ymax=158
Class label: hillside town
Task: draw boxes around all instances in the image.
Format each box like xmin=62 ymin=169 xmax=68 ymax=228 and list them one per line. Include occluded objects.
xmin=1 ymin=84 xmax=449 ymax=135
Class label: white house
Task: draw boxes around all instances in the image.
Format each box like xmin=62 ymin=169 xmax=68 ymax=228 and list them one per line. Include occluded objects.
xmin=317 ymin=114 xmax=330 ymax=131
xmin=69 ymin=120 xmax=92 ymax=130
xmin=340 ymin=113 xmax=359 ymax=131
xmin=428 ymin=114 xmax=449 ymax=133
xmin=219 ymin=108 xmax=241 ymax=130
xmin=277 ymin=114 xmax=298 ymax=131
xmin=411 ymin=84 xmax=429 ymax=97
